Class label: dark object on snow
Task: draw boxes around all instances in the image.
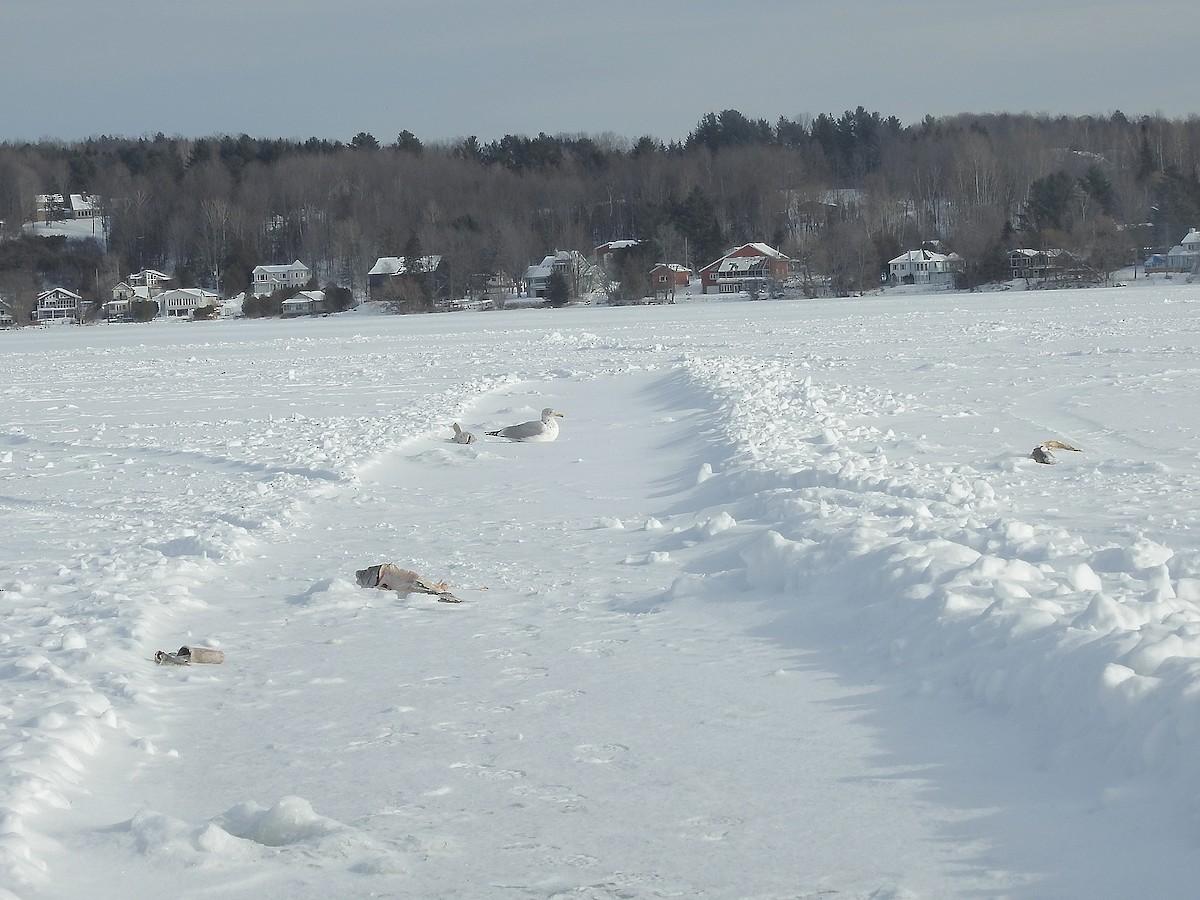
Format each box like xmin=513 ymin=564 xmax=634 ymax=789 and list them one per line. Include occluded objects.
xmin=1030 ymin=439 xmax=1083 ymax=465
xmin=155 ymin=645 xmax=225 ymax=665
xmin=355 ymin=563 xmax=462 ymax=602
xmin=1030 ymin=445 xmax=1056 ymax=464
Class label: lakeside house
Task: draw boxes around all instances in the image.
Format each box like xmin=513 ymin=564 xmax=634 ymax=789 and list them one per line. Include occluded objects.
xmin=699 ymin=243 xmax=790 ymax=295
xmin=252 ymin=260 xmax=312 ymax=297
xmin=888 ymin=248 xmax=963 ymax=286
xmin=367 ymin=255 xmax=443 ymax=300
xmin=1166 ymin=228 xmax=1200 ymax=273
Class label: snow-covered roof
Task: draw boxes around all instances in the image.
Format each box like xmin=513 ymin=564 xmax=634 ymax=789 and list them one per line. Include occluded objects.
xmin=70 ymin=193 xmax=98 ymax=213
xmin=1009 ymin=248 xmax=1067 ymax=259
xmin=892 ymin=249 xmax=932 ymax=264
xmin=37 ymin=287 xmax=82 ymax=301
xmin=282 ymin=291 xmax=324 ymax=309
xmin=890 ymin=249 xmax=962 ymax=266
xmin=524 ymin=250 xmax=575 ymax=281
xmin=701 ymin=243 xmax=790 ymax=272
xmin=160 ymin=287 xmax=219 ymax=300
xmin=742 ymin=242 xmax=788 ymax=260
xmin=254 ymin=260 xmax=311 ymax=275
xmin=368 ymin=255 xmax=442 ymax=276
xmin=717 ymin=256 xmax=767 ymax=274
xmin=524 ymin=262 xmax=555 ymax=280
xmin=596 ymin=240 xmax=640 ymax=253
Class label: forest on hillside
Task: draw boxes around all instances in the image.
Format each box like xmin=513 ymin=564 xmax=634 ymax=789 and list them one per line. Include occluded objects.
xmin=1 ymin=108 xmax=1198 ymax=313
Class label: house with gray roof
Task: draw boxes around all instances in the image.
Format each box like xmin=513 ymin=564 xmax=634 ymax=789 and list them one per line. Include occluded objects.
xmin=252 ymin=260 xmax=312 ymax=297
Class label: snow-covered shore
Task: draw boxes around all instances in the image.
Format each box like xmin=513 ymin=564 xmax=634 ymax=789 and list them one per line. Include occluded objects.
xmin=3 ymin=282 xmax=1200 ymax=898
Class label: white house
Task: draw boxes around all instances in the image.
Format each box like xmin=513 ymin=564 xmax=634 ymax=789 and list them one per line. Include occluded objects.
xmin=157 ymin=288 xmax=221 ymax=319
xmin=281 ymin=290 xmax=326 ymax=316
xmin=128 ymin=268 xmax=171 ymax=289
xmin=523 ymin=250 xmax=575 ymax=297
xmin=34 ymin=287 xmax=84 ymax=322
xmin=1166 ymin=228 xmax=1200 ymax=273
xmin=107 ymin=281 xmax=158 ymax=321
xmin=109 ymin=271 xmax=172 ymax=320
xmin=111 ymin=282 xmax=154 ymax=302
xmin=252 ymin=260 xmax=312 ymax=297
xmin=888 ymin=248 xmax=963 ymax=286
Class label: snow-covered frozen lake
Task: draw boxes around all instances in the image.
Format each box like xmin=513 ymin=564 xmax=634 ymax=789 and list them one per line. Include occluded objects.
xmin=3 ymin=281 xmax=1200 ymax=898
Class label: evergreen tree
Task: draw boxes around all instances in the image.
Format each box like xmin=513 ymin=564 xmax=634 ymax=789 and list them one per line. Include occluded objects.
xmin=322 ymin=283 xmax=354 ymax=312
xmin=1079 ymin=166 xmax=1116 ymax=217
xmin=403 ymin=230 xmax=425 ymax=271
xmin=544 ymin=269 xmax=570 ymax=306
xmin=394 ymin=130 xmax=424 ymax=155
xmin=1020 ymin=171 xmax=1077 ymax=237
xmin=671 ymin=187 xmax=725 ymax=266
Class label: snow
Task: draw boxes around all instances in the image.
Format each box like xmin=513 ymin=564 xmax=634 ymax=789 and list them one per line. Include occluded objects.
xmin=21 ymin=218 xmax=107 ymax=248
xmin=2 ymin=280 xmax=1200 ymax=898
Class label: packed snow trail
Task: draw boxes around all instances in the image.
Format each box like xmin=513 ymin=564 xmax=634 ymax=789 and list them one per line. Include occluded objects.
xmin=36 ymin=370 xmax=970 ymax=898
xmin=27 ymin=364 xmax=1196 ymax=899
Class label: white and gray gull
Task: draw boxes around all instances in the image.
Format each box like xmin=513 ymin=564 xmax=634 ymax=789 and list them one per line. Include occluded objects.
xmin=485 ymin=407 xmax=565 ymax=442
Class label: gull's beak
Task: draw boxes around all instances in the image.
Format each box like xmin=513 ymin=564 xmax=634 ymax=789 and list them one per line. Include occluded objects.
xmin=554 ymin=412 xmax=565 ymax=417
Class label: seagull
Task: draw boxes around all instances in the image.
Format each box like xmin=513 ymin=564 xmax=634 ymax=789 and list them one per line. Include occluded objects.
xmin=485 ymin=407 xmax=564 ymax=442
xmin=1030 ymin=439 xmax=1082 ymax=465
xmin=356 ymin=564 xmax=462 ymax=602
xmin=451 ymin=423 xmax=477 ymax=444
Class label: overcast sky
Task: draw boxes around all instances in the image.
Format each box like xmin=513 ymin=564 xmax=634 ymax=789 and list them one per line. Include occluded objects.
xmin=4 ymin=0 xmax=1193 ymax=146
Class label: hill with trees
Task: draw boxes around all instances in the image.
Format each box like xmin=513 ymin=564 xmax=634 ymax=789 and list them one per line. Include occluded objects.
xmin=1 ymin=108 xmax=1197 ymax=315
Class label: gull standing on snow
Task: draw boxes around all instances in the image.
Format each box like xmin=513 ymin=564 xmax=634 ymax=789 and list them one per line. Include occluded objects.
xmin=485 ymin=408 xmax=565 ymax=442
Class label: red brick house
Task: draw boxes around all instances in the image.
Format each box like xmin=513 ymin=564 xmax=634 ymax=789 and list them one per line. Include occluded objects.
xmin=699 ymin=243 xmax=791 ymax=294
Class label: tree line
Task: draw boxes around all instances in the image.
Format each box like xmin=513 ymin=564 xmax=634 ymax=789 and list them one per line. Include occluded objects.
xmin=0 ymin=107 xmax=1197 ymax=318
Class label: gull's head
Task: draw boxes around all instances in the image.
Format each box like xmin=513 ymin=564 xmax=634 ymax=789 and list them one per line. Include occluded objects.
xmin=541 ymin=408 xmax=565 ymax=420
